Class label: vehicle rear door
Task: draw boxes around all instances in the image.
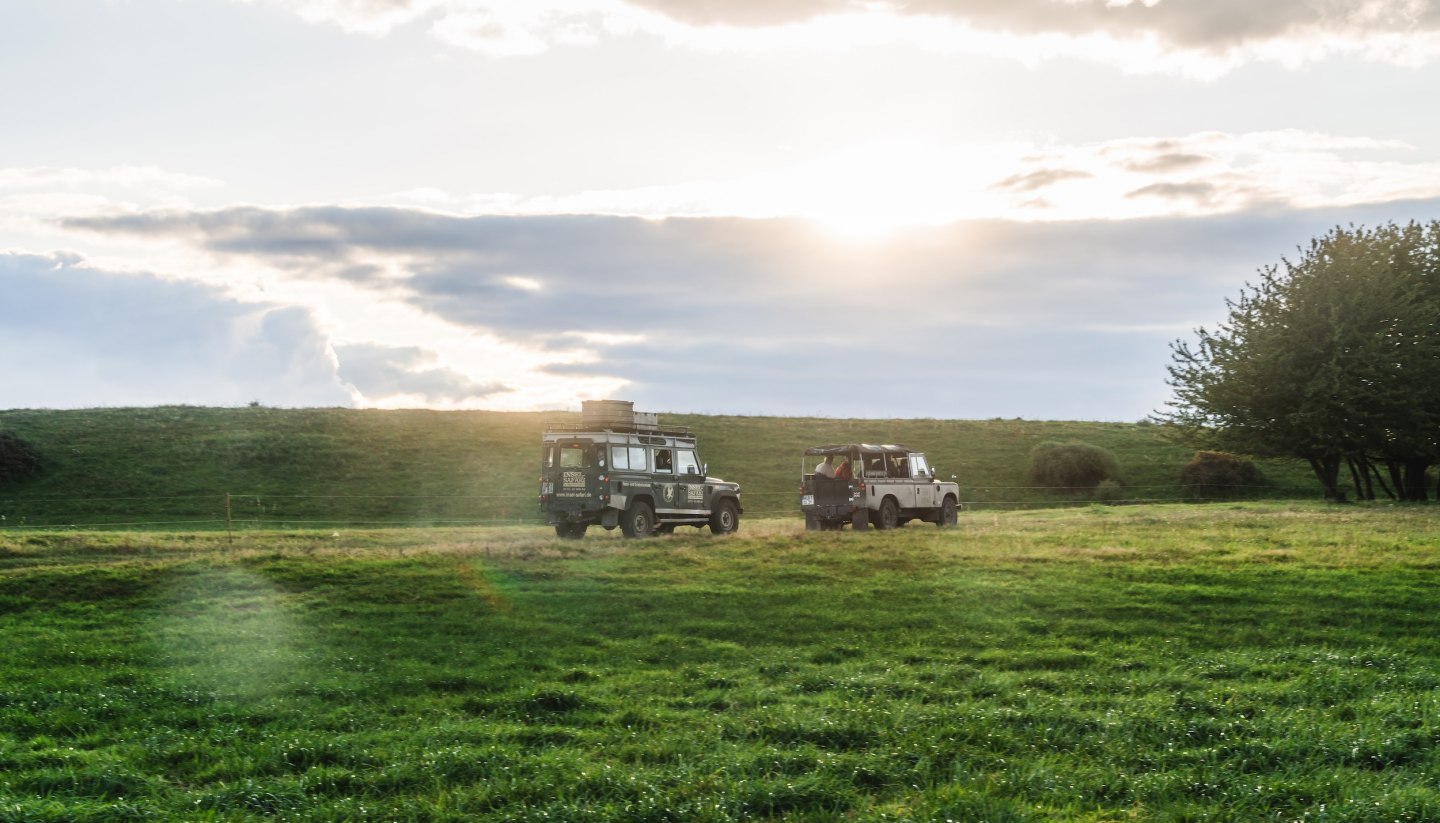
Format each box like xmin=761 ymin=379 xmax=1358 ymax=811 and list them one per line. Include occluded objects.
xmin=545 ymin=439 xmax=598 ymax=503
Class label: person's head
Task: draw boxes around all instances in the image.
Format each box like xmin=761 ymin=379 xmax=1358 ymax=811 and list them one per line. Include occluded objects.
xmin=823 ymin=455 xmax=833 ymax=464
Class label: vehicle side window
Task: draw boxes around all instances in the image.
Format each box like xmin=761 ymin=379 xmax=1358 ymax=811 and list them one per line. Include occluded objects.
xmin=559 ymin=444 xmax=589 ymax=468
xmin=543 ymin=446 xmax=554 ymax=468
xmin=612 ymin=446 xmax=648 ymax=471
xmin=911 ymin=454 xmax=929 ymax=477
xmin=654 ymin=448 xmax=673 ymax=473
xmin=675 ymin=449 xmax=699 ymax=475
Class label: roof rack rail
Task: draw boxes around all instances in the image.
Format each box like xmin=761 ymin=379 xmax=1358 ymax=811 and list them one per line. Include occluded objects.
xmin=545 ymin=423 xmax=695 ymax=437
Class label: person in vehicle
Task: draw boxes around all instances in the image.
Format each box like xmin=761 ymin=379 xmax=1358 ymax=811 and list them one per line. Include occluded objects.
xmin=834 ymin=457 xmax=853 ymax=480
xmin=815 ymin=454 xmax=837 ymax=478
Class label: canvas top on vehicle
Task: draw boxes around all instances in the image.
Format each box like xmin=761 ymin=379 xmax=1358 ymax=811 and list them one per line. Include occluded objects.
xmin=800 ymin=442 xmax=959 ymax=530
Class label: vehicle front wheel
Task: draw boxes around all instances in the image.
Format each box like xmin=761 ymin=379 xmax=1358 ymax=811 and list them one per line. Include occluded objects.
xmin=938 ymin=497 xmax=958 ymax=528
xmin=621 ymin=501 xmax=655 ymax=538
xmin=555 ymin=523 xmax=588 ymax=539
xmin=875 ymin=498 xmax=899 ymax=531
xmin=709 ymin=499 xmax=740 ymax=535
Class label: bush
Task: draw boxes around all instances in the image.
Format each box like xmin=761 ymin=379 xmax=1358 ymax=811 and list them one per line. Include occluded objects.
xmin=0 ymin=431 xmax=46 ymax=485
xmin=1093 ymin=479 xmax=1126 ymax=503
xmin=1026 ymin=441 xmax=1121 ymax=493
xmin=1180 ymin=450 xmax=1265 ymax=499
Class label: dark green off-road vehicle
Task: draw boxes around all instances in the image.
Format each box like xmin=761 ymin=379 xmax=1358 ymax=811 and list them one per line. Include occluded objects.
xmin=540 ymin=400 xmax=742 ymax=539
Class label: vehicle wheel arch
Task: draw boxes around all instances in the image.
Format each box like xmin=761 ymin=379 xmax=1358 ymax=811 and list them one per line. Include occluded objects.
xmin=875 ymin=496 xmax=901 ymax=530
xmin=709 ymin=496 xmax=740 ymax=535
xmin=621 ymin=496 xmax=658 ymax=538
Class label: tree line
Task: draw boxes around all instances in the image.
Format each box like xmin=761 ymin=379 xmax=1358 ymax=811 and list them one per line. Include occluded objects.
xmin=1162 ymin=220 xmax=1440 ymax=502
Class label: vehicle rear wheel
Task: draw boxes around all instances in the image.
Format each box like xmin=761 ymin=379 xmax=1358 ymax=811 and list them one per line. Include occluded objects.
xmin=709 ymin=498 xmax=740 ymax=535
xmin=804 ymin=513 xmax=819 ymax=531
xmin=852 ymin=509 xmax=870 ymax=530
xmin=555 ymin=523 xmax=587 ymax=539
xmin=621 ymin=500 xmax=655 ymax=538
xmin=938 ymin=497 xmax=958 ymax=527
xmin=875 ymin=498 xmax=899 ymax=531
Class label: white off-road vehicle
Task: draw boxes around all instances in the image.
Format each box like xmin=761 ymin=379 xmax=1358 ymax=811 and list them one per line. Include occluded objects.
xmin=800 ymin=444 xmax=959 ymax=531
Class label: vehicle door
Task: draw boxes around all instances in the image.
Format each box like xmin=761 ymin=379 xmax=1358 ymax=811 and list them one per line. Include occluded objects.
xmin=607 ymin=442 xmax=650 ymax=504
xmin=909 ymin=453 xmax=937 ymax=507
xmin=888 ymin=453 xmax=917 ymax=509
xmin=651 ymin=445 xmax=681 ymax=512
xmin=859 ymin=451 xmax=886 ymax=508
xmin=673 ymin=448 xmax=708 ymax=512
xmin=544 ymin=439 xmax=597 ymax=503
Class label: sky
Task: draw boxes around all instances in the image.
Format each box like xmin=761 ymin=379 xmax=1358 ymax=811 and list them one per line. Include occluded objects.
xmin=4 ymin=0 xmax=1440 ymax=421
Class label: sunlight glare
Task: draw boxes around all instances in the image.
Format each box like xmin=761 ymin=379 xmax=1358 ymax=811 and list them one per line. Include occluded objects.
xmin=783 ymin=139 xmax=975 ymax=240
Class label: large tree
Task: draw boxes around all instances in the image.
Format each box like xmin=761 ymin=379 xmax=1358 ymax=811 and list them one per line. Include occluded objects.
xmin=1160 ymin=221 xmax=1440 ymax=501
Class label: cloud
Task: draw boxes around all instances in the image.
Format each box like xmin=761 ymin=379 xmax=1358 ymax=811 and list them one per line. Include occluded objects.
xmin=898 ymin=0 xmax=1440 ymax=51
xmin=333 ymin=342 xmax=508 ymax=402
xmin=250 ymin=0 xmax=445 ymax=35
xmin=1120 ymin=152 xmax=1213 ymax=175
xmin=624 ymin=0 xmax=850 ymax=27
xmin=1126 ymin=180 xmax=1221 ymax=204
xmin=58 ymin=130 xmax=1418 ymax=229
xmin=0 ymin=251 xmax=355 ymax=409
xmin=246 ymin=0 xmax=1440 ymax=71
xmin=60 ymin=196 xmax=1440 ymax=418
xmin=993 ymin=168 xmax=1095 ymax=193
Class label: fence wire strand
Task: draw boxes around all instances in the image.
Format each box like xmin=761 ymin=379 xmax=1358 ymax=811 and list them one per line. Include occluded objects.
xmin=0 ymin=484 xmax=1321 ymax=532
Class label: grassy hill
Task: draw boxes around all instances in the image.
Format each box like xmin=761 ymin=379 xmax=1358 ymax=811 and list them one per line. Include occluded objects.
xmin=0 ymin=406 xmax=1319 ymax=530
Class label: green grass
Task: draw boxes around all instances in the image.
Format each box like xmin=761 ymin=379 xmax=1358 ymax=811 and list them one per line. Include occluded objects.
xmin=0 ymin=407 xmax=1319 ymax=529
xmin=2 ymin=503 xmax=1439 ymax=820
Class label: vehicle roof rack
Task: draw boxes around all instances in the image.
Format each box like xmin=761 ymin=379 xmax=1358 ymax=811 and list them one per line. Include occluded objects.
xmin=545 ymin=423 xmax=695 ymax=437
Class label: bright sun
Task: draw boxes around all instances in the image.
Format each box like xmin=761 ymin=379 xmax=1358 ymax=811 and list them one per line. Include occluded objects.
xmin=777 ymin=139 xmax=983 ymax=240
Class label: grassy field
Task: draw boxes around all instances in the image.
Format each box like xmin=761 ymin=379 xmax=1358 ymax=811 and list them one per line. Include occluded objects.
xmin=0 ymin=407 xmax=1320 ymax=529
xmin=3 ymin=502 xmax=1439 ymax=821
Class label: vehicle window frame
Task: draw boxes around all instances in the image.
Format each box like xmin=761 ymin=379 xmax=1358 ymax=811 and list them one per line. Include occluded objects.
xmin=558 ymin=443 xmax=590 ymax=468
xmin=675 ymin=449 xmax=700 ymax=475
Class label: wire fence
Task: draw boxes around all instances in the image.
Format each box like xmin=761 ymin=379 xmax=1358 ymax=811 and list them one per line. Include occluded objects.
xmin=0 ymin=483 xmax=1322 ymax=532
